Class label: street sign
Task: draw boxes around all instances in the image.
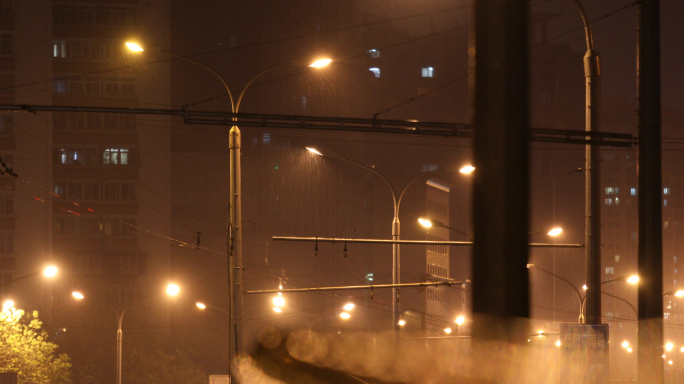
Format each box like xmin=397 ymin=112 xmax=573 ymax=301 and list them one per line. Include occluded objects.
xmin=560 ymin=324 xmax=609 ymax=384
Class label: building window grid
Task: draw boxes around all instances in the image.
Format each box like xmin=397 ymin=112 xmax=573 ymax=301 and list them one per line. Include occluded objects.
xmin=53 ymin=4 xmax=136 ymax=27
xmin=54 ymin=112 xmax=135 ymax=131
xmin=54 ymin=181 xmax=136 ymax=201
xmin=54 ymin=216 xmax=137 ymax=237
xmin=56 ymin=148 xmax=137 ymax=166
xmin=427 ymin=287 xmax=444 ymax=302
xmin=53 ymin=75 xmax=135 ymax=96
xmin=427 ymin=234 xmax=448 ymax=255
xmin=427 ymin=263 xmax=448 ymax=278
xmin=52 ymin=39 xmax=123 ymax=61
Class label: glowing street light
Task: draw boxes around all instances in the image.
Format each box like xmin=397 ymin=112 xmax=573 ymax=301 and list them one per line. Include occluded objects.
xmin=547 ymin=227 xmax=563 ymax=237
xmin=455 ymin=315 xmax=465 ymax=326
xmin=340 ymin=312 xmax=351 ymax=320
xmin=0 ymin=265 xmax=59 ymax=289
xmin=128 ymin=41 xmax=331 ymax=367
xmin=73 ymin=284 xmax=180 ymax=384
xmin=2 ymin=299 xmax=13 ymax=310
xmin=309 ymin=58 xmax=332 ymax=68
xmin=166 ymin=283 xmax=180 ymax=296
xmin=343 ymin=303 xmax=355 ymax=311
xmin=459 ymin=164 xmax=475 ymax=174
xmin=272 ymin=295 xmax=285 ymax=308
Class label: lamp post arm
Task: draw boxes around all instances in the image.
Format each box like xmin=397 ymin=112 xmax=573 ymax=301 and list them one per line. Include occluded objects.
xmin=601 ymin=291 xmax=638 ymax=320
xmin=570 ymin=0 xmax=595 ymax=52
xmin=529 ymin=265 xmax=583 ymax=309
xmin=0 ymin=271 xmax=38 ymax=288
xmin=235 ymin=63 xmax=295 ymax=113
xmin=396 ymin=168 xmax=447 ymax=218
xmin=157 ymin=48 xmax=236 ymax=111
xmin=333 ymin=155 xmax=399 ymax=210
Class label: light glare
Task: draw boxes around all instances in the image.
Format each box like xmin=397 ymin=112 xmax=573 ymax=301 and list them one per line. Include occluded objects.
xmin=44 ymin=265 xmax=58 ymax=278
xmin=125 ymin=42 xmax=144 ymax=52
xmin=272 ymin=296 xmax=285 ymax=307
xmin=343 ymin=303 xmax=355 ymax=311
xmin=547 ymin=227 xmax=563 ymax=236
xmin=72 ymin=291 xmax=84 ymax=300
xmin=398 ymin=319 xmax=406 ymax=326
xmin=340 ymin=312 xmax=351 ymax=319
xmin=418 ymin=218 xmax=433 ymax=228
xmin=196 ymin=302 xmax=206 ymax=310
xmin=309 ymin=58 xmax=332 ymax=68
xmin=444 ymin=327 xmax=452 ymax=334
xmin=456 ymin=315 xmax=465 ymax=325
xmin=675 ymin=290 xmax=684 ymax=297
xmin=627 ymin=275 xmax=639 ymax=284
xmin=166 ymin=283 xmax=180 ymax=296
xmin=459 ymin=164 xmax=475 ymax=174
xmin=306 ymin=147 xmax=323 ymax=156
xmin=2 ymin=300 xmax=14 ymax=310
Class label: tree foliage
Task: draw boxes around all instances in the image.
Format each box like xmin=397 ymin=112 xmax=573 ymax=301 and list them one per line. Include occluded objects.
xmin=0 ymin=307 xmax=72 ymax=384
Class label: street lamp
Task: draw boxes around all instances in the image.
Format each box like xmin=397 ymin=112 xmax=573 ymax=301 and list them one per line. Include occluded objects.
xmin=417 ymin=217 xmax=471 ymax=239
xmin=579 ymin=275 xmax=639 ymax=322
xmin=0 ymin=265 xmax=59 ymax=290
xmin=126 ymin=41 xmax=331 ymax=368
xmin=73 ymin=283 xmax=180 ymax=384
xmin=306 ymin=146 xmax=471 ymax=338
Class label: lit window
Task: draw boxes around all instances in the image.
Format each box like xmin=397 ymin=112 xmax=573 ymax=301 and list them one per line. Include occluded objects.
xmin=664 ymin=187 xmax=670 ymax=195
xmin=103 ymin=148 xmax=129 ymax=165
xmin=605 ymin=198 xmax=613 ymax=205
xmin=421 ymin=67 xmax=434 ymax=78
xmin=664 ymin=199 xmax=668 ymax=206
xmin=615 ymin=255 xmax=620 ymax=262
xmin=605 ymin=187 xmax=614 ymax=195
xmin=368 ymin=49 xmax=380 ymax=58
xmin=52 ymin=40 xmax=66 ymax=58
xmin=630 ymin=188 xmax=637 ymax=196
xmin=263 ymin=133 xmax=270 ymax=144
xmin=605 ymin=267 xmax=614 ymax=275
xmin=369 ymin=67 xmax=380 ymax=78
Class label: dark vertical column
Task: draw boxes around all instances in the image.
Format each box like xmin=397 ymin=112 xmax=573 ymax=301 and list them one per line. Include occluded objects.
xmin=637 ymin=0 xmax=663 ymax=382
xmin=471 ymin=0 xmax=529 ymax=345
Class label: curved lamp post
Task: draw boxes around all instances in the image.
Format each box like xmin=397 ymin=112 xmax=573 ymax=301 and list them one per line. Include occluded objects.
xmin=126 ymin=41 xmax=331 ymax=368
xmin=566 ymin=0 xmax=602 ymax=327
xmin=581 ymin=275 xmax=638 ymax=322
xmin=307 ymin=146 xmax=472 ymax=339
xmin=73 ymin=283 xmax=180 ymax=384
xmin=527 ymin=264 xmax=584 ymax=323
